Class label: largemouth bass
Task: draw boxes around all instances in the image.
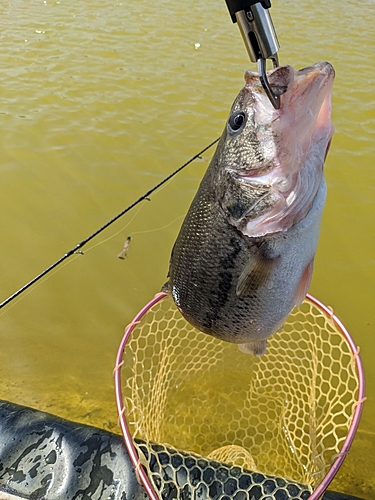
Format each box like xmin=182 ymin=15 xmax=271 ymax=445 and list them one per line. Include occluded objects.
xmin=166 ymin=62 xmax=334 ymax=356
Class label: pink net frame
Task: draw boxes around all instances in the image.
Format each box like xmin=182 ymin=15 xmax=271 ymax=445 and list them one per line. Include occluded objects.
xmin=113 ymin=292 xmax=365 ymax=500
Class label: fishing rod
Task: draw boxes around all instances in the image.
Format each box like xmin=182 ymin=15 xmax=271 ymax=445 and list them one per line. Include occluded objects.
xmin=0 ymin=137 xmax=220 ymax=311
xmin=2 ymin=0 xmax=280 ymax=312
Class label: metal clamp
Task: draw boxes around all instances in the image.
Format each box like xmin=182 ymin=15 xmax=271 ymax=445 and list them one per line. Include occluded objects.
xmin=225 ymin=0 xmax=281 ymax=109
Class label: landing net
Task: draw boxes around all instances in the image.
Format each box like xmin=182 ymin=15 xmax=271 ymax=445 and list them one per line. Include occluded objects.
xmin=114 ymin=293 xmax=365 ymax=500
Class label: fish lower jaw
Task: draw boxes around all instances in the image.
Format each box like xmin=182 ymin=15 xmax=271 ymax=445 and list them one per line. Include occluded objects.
xmin=238 ymin=166 xmax=325 ymax=238
xmin=240 ymin=215 xmax=293 ymax=238
xmin=239 ymin=167 xmax=288 ymax=188
xmin=237 ymin=197 xmax=291 ymax=238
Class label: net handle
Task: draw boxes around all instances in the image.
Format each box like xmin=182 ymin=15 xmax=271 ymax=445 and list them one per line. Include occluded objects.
xmin=114 ymin=292 xmax=168 ymax=500
xmin=304 ymin=294 xmax=365 ymax=500
xmin=114 ymin=292 xmax=365 ymax=500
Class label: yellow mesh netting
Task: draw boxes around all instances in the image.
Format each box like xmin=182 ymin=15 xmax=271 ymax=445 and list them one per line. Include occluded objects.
xmin=121 ymin=294 xmax=360 ymax=491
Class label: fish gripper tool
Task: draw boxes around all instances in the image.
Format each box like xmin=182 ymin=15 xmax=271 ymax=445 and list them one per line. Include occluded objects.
xmin=225 ymin=0 xmax=281 ymax=109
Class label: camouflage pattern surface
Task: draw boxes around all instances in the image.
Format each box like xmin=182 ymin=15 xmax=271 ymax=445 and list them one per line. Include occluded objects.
xmin=0 ymin=401 xmax=364 ymax=500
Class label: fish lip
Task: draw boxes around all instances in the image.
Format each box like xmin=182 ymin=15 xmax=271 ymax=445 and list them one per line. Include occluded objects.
xmin=297 ymin=61 xmax=335 ymax=77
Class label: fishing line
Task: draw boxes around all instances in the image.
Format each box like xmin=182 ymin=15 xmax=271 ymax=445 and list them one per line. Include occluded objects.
xmin=129 ymin=214 xmax=184 ymax=236
xmin=0 ymin=137 xmax=219 ymax=310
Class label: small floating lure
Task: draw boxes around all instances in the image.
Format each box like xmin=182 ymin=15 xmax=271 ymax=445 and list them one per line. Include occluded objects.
xmin=117 ymin=236 xmax=131 ymax=260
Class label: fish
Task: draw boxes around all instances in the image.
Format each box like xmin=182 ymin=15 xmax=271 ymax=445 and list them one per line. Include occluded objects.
xmin=117 ymin=236 xmax=131 ymax=260
xmin=164 ymin=62 xmax=335 ymax=356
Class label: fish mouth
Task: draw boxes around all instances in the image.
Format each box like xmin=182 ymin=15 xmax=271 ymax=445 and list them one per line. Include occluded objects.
xmin=236 ymin=62 xmax=335 ymax=238
xmin=245 ymin=61 xmax=335 ymax=110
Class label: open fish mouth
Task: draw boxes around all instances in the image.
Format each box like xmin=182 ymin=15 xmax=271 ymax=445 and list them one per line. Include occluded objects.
xmin=226 ymin=62 xmax=335 ymax=238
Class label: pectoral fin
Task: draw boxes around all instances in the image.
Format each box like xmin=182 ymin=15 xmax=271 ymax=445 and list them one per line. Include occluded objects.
xmin=239 ymin=340 xmax=267 ymax=356
xmin=236 ymin=249 xmax=278 ymax=297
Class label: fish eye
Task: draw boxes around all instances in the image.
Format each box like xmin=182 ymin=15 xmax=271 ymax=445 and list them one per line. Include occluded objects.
xmin=228 ymin=111 xmax=247 ymax=133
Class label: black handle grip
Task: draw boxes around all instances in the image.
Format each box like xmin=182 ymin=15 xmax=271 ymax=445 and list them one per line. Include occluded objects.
xmin=225 ymin=0 xmax=272 ymax=22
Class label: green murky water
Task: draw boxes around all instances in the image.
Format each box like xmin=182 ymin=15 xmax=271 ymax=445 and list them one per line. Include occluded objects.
xmin=0 ymin=0 xmax=374 ymax=497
